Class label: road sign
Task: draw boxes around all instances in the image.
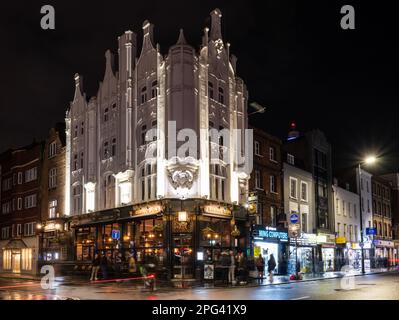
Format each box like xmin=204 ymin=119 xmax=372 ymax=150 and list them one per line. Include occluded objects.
xmin=366 ymin=228 xmax=377 ymax=236
xmin=290 ymin=213 xmax=299 ymax=224
xmin=111 ymin=229 xmax=120 ymax=240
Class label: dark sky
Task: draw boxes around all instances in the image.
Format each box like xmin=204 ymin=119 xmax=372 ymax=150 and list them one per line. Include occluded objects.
xmin=0 ymin=1 xmax=398 ymax=174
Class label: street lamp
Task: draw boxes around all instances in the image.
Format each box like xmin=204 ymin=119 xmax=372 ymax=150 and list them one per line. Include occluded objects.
xmin=358 ymin=155 xmax=378 ymax=275
xmin=248 ymin=102 xmax=266 ymax=116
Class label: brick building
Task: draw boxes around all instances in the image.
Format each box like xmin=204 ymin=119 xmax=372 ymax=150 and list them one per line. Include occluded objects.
xmin=38 ymin=124 xmax=73 ymax=268
xmin=249 ymin=127 xmax=284 ymax=227
xmin=371 ymin=176 xmax=394 ymax=266
xmin=0 ymin=142 xmax=43 ymax=274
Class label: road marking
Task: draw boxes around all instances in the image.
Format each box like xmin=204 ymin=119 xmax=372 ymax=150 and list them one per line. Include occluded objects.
xmin=291 ymin=296 xmax=310 ymax=300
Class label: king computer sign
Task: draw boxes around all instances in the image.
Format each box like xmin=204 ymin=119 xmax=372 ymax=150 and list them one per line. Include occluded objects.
xmin=253 ymin=226 xmax=289 ymax=242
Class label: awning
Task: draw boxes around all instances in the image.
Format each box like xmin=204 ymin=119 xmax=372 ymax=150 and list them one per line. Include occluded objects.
xmin=3 ymin=239 xmax=27 ymax=249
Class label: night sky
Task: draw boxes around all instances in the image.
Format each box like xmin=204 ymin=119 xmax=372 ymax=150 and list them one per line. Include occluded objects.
xmin=0 ymin=1 xmax=398 ymax=174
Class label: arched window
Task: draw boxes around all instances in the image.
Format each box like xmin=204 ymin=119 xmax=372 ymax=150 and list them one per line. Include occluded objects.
xmin=151 ymin=80 xmax=158 ymax=99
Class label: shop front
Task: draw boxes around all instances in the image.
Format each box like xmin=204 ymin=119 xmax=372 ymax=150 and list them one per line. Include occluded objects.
xmin=38 ymin=219 xmax=72 ymax=264
xmin=350 ymin=241 xmax=372 ymax=271
xmin=317 ymin=233 xmax=336 ymax=272
xmin=252 ymin=225 xmax=289 ymax=275
xmin=0 ymin=238 xmax=38 ymax=274
xmin=373 ymin=240 xmax=395 ymax=267
xmin=288 ymin=233 xmax=317 ymax=275
xmin=71 ymin=200 xmax=243 ymax=282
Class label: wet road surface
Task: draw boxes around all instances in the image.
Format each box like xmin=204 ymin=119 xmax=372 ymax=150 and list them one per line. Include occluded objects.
xmin=0 ymin=271 xmax=398 ymax=300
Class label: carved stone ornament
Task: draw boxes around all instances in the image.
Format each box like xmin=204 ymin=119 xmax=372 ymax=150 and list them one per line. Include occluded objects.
xmin=166 ymin=157 xmax=199 ymax=190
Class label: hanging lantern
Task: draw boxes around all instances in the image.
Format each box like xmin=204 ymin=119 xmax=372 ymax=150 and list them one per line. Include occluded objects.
xmin=231 ymin=225 xmax=241 ymax=237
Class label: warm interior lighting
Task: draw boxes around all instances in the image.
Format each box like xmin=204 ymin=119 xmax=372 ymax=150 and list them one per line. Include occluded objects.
xmin=178 ymin=211 xmax=188 ymax=222
xmin=55 ymin=223 xmax=61 ymax=230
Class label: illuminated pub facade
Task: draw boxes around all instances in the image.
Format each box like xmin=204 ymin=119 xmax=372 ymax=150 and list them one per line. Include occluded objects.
xmin=66 ymin=9 xmax=251 ymax=280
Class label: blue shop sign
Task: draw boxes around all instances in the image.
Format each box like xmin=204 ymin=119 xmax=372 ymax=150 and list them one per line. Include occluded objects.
xmin=111 ymin=229 xmax=120 ymax=240
xmin=252 ymin=225 xmax=289 ymax=242
xmin=366 ymin=228 xmax=377 ymax=235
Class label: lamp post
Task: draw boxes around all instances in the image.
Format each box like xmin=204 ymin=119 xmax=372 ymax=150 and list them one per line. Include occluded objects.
xmin=357 ymin=155 xmax=377 ymax=275
xmin=248 ymin=102 xmax=266 ymax=116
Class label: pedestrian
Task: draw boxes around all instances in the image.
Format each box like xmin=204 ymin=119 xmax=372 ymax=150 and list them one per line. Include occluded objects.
xmin=228 ymin=250 xmax=236 ymax=285
xmin=114 ymin=251 xmax=122 ymax=278
xmin=256 ymin=254 xmax=265 ymax=283
xmin=100 ymin=252 xmax=108 ymax=280
xmin=268 ymin=253 xmax=276 ymax=283
xmin=90 ymin=253 xmax=101 ymax=281
xmin=128 ymin=253 xmax=137 ymax=273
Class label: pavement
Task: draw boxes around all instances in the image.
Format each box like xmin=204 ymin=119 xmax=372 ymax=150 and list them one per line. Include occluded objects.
xmin=0 ymin=268 xmax=398 ymax=300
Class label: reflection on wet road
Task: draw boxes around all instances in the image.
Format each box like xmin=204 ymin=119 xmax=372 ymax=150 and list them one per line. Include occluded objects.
xmin=0 ymin=272 xmax=398 ymax=300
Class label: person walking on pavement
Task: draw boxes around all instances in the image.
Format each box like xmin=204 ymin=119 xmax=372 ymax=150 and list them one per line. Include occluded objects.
xmin=256 ymin=254 xmax=265 ymax=283
xmin=90 ymin=253 xmax=101 ymax=281
xmin=268 ymin=253 xmax=276 ymax=283
xmin=100 ymin=252 xmax=108 ymax=280
xmin=228 ymin=250 xmax=236 ymax=285
xmin=128 ymin=253 xmax=137 ymax=273
xmin=114 ymin=251 xmax=122 ymax=278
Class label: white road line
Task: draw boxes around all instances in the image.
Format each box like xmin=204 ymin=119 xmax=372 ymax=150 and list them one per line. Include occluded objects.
xmin=291 ymin=296 xmax=310 ymax=300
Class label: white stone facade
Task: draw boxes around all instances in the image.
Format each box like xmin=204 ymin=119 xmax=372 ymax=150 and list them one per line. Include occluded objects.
xmin=283 ymin=163 xmax=315 ymax=234
xmin=332 ymin=184 xmax=361 ymax=243
xmin=65 ymin=9 xmax=250 ymax=216
xmin=356 ymin=169 xmax=373 ymax=240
